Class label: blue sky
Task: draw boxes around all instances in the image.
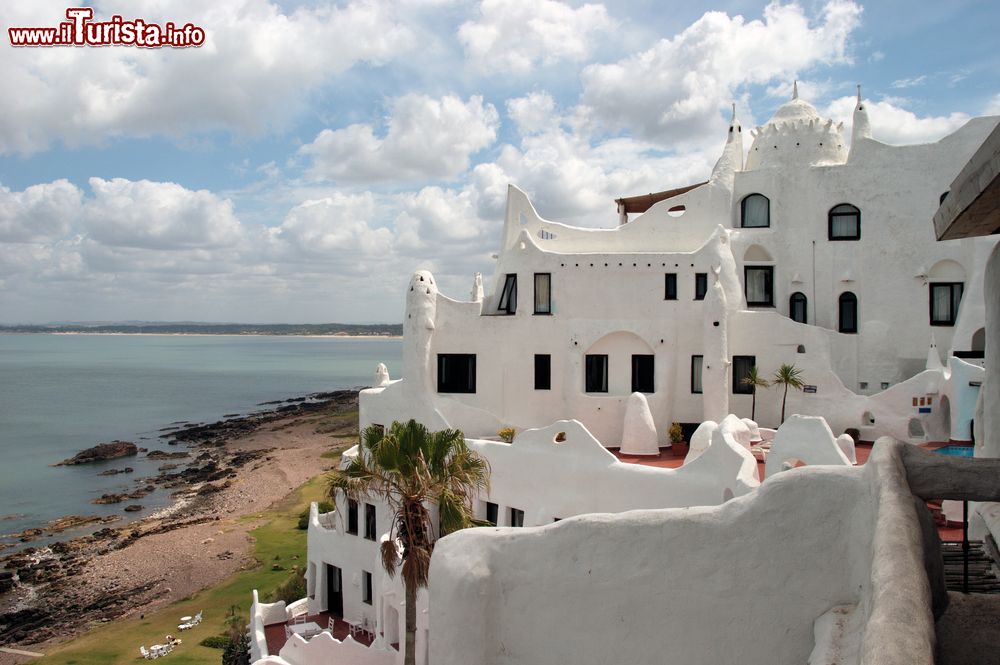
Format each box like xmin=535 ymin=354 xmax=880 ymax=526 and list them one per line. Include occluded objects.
xmin=1 ymin=0 xmax=997 ymax=323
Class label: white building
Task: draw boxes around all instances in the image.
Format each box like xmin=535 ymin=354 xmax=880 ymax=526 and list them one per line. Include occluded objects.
xmin=249 ymin=91 xmax=998 ymax=665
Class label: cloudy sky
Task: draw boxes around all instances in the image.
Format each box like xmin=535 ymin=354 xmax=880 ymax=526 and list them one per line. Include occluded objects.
xmin=1 ymin=0 xmax=997 ymax=324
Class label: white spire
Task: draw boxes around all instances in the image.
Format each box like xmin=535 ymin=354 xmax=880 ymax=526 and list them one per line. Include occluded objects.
xmin=850 ymin=82 xmax=872 ymax=147
xmin=792 ymin=80 xmax=799 ymax=100
xmin=925 ymin=334 xmax=943 ymax=371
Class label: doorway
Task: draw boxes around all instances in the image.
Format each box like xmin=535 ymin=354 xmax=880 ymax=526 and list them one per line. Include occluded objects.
xmin=326 ymin=564 xmax=343 ymax=616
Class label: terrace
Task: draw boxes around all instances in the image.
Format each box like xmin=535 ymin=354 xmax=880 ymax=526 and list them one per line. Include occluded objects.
xmin=262 ymin=611 xmax=383 ymax=657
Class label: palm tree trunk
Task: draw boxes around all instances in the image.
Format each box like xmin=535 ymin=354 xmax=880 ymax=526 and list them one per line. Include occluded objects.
xmin=405 ymin=576 xmax=417 ymax=665
xmin=751 ymin=392 xmax=756 ymax=421
xmin=781 ymin=384 xmax=788 ymax=424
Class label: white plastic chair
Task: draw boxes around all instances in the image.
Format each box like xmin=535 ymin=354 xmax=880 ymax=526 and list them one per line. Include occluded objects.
xmin=140 ymin=646 xmax=157 ymax=660
xmin=193 ymin=610 xmax=203 ymax=625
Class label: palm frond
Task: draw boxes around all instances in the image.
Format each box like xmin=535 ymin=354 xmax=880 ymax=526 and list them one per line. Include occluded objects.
xmin=380 ymin=539 xmax=400 ymax=578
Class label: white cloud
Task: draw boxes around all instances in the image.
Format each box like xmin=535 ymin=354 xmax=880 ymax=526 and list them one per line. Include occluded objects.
xmin=273 ymin=193 xmax=393 ymax=269
xmin=0 ymin=0 xmax=416 ymax=154
xmin=580 ymin=0 xmax=862 ymax=144
xmin=0 ymin=179 xmax=82 ymax=242
xmin=824 ymin=96 xmax=971 ymax=145
xmin=985 ymin=94 xmax=1000 ymax=116
xmin=892 ymin=75 xmax=927 ymax=89
xmin=83 ymin=178 xmax=242 ymax=250
xmin=300 ymin=94 xmax=499 ymax=182
xmin=458 ymin=0 xmax=612 ymax=74
xmin=506 ymin=92 xmax=558 ymax=136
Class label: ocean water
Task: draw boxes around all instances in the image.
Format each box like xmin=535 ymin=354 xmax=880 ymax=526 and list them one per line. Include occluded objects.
xmin=0 ymin=334 xmax=401 ymax=548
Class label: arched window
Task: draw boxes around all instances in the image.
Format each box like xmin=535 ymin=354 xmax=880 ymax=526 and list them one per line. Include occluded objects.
xmin=741 ymin=194 xmax=770 ymax=228
xmin=828 ymin=204 xmax=860 ymax=240
xmin=838 ymin=292 xmax=858 ymax=333
xmin=789 ymin=292 xmax=808 ymax=323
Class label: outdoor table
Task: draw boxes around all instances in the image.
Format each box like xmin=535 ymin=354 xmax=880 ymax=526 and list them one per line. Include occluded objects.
xmin=288 ymin=622 xmax=322 ymax=638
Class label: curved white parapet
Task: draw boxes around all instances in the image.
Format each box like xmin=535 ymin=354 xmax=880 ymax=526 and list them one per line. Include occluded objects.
xmin=276 ymin=632 xmax=395 ymax=665
xmin=836 ymin=433 xmax=858 ymax=465
xmin=620 ymin=392 xmax=659 ymax=455
xmin=765 ymin=415 xmax=852 ymax=479
xmin=684 ymin=420 xmax=718 ymax=465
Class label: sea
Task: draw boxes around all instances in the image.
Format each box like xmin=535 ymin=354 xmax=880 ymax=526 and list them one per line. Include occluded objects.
xmin=0 ymin=334 xmax=402 ymax=551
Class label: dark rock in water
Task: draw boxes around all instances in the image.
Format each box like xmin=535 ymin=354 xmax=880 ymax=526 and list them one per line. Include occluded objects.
xmin=223 ymin=413 xmax=241 ymax=418
xmin=98 ymin=467 xmax=134 ymax=476
xmin=123 ymin=505 xmax=143 ymax=512
xmin=56 ymin=441 xmax=138 ymax=466
xmin=146 ymin=450 xmax=189 ymax=460
xmin=158 ymin=463 xmax=179 ymax=472
xmin=17 ymin=528 xmax=42 ymax=542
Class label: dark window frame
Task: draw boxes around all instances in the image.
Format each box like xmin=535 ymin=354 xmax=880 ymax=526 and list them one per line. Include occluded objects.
xmin=584 ymin=354 xmax=609 ymax=393
xmin=631 ymin=354 xmax=655 ymax=393
xmin=838 ymin=292 xmax=858 ymax=334
xmin=744 ymin=266 xmax=774 ymax=307
xmin=364 ymin=503 xmax=377 ymax=541
xmin=929 ymin=282 xmax=963 ymax=326
xmin=498 ymin=273 xmax=517 ymax=314
xmin=362 ymin=570 xmax=373 ymax=605
xmin=694 ymin=273 xmax=708 ymax=300
xmin=510 ymin=507 xmax=525 ymax=527
xmin=828 ymin=203 xmax=861 ymax=241
xmin=664 ymin=273 xmax=677 ymax=300
xmin=533 ymin=273 xmax=551 ymax=314
xmin=732 ymin=355 xmax=757 ymax=395
xmin=347 ymin=499 xmax=359 ymax=535
xmin=534 ymin=354 xmax=551 ymax=390
xmin=437 ymin=353 xmax=477 ymax=393
xmin=690 ymin=355 xmax=703 ymax=394
xmin=740 ymin=193 xmax=770 ymax=228
xmin=789 ymin=291 xmax=808 ymax=323
xmin=485 ymin=501 xmax=498 ymax=526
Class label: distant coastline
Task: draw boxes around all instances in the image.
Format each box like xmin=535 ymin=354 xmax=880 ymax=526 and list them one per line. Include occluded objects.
xmin=0 ymin=322 xmax=403 ymax=337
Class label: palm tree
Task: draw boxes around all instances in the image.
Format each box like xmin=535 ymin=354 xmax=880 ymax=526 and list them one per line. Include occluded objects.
xmin=773 ymin=363 xmax=805 ymax=424
xmin=740 ymin=365 xmax=770 ymax=422
xmin=328 ymin=420 xmax=490 ymax=665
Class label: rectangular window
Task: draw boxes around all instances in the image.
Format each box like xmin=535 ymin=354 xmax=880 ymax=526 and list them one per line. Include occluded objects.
xmin=347 ymin=499 xmax=358 ymax=535
xmin=437 ymin=354 xmax=476 ymax=393
xmin=364 ymin=503 xmax=376 ymax=541
xmin=664 ymin=273 xmax=677 ymax=300
xmin=732 ymin=355 xmax=757 ymax=394
xmin=534 ymin=354 xmax=551 ymax=390
xmin=695 ymin=273 xmax=708 ymax=300
xmin=498 ymin=274 xmax=517 ymax=314
xmin=691 ymin=355 xmax=703 ymax=394
xmin=533 ymin=273 xmax=551 ymax=314
xmin=585 ymin=354 xmax=608 ymax=393
xmin=510 ymin=508 xmax=525 ymax=527
xmin=631 ymin=354 xmax=655 ymax=393
xmin=744 ymin=266 xmax=774 ymax=307
xmin=929 ymin=282 xmax=963 ymax=326
xmin=485 ymin=501 xmax=498 ymax=526
xmin=362 ymin=570 xmax=373 ymax=605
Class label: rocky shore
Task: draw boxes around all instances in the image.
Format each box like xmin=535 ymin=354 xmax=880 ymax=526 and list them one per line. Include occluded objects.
xmin=0 ymin=389 xmax=359 ymax=651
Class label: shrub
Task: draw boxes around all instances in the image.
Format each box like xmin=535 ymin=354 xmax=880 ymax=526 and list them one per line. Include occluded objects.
xmin=200 ymin=635 xmax=230 ymax=649
xmin=222 ymin=624 xmax=250 ymax=665
xmin=267 ymin=569 xmax=306 ymax=604
xmin=297 ymin=501 xmax=334 ymax=530
xmin=668 ymin=422 xmax=684 ymax=444
xmin=497 ymin=427 xmax=516 ymax=443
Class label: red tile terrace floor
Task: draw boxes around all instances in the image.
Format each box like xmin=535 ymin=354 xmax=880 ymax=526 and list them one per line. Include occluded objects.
xmin=611 ymin=441 xmax=966 ymax=541
xmin=264 ymin=611 xmax=380 ymax=657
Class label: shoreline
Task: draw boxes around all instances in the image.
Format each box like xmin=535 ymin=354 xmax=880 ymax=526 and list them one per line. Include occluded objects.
xmin=0 ymin=391 xmax=359 ymax=655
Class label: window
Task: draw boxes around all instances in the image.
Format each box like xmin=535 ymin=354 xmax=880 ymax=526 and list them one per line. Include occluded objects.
xmin=485 ymin=501 xmax=498 ymax=526
xmin=534 ymin=354 xmax=551 ymax=390
xmin=744 ymin=266 xmax=774 ymax=307
xmin=789 ymin=292 xmax=808 ymax=323
xmin=691 ymin=356 xmax=703 ymax=394
xmin=437 ymin=354 xmax=476 ymax=393
xmin=929 ymin=282 xmax=963 ymax=326
xmin=510 ymin=508 xmax=525 ymax=527
xmin=362 ymin=570 xmax=373 ymax=605
xmin=533 ymin=273 xmax=551 ymax=314
xmin=732 ymin=355 xmax=756 ymax=394
xmin=838 ymin=292 xmax=858 ymax=334
xmin=664 ymin=273 xmax=677 ymax=300
xmin=585 ymin=354 xmax=608 ymax=393
xmin=694 ymin=273 xmax=708 ymax=300
xmin=828 ymin=204 xmax=860 ymax=240
xmin=347 ymin=499 xmax=358 ymax=535
xmin=364 ymin=503 xmax=376 ymax=541
xmin=631 ymin=355 xmax=654 ymax=393
xmin=741 ymin=194 xmax=770 ymax=228
xmin=498 ymin=274 xmax=517 ymax=314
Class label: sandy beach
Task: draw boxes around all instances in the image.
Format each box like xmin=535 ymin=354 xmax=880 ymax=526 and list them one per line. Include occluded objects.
xmin=0 ymin=391 xmax=359 ymax=663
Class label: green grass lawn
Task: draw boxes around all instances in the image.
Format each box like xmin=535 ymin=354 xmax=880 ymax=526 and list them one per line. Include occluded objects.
xmin=39 ymin=472 xmax=334 ymax=665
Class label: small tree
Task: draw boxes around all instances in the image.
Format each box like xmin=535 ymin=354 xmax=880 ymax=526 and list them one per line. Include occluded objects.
xmin=773 ymin=364 xmax=805 ymax=424
xmin=740 ymin=366 xmax=770 ymax=422
xmin=329 ymin=420 xmax=490 ymax=665
xmin=222 ymin=605 xmax=249 ymax=665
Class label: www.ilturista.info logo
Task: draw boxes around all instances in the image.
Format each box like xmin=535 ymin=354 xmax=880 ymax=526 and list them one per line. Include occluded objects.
xmin=9 ymin=7 xmax=205 ymax=48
